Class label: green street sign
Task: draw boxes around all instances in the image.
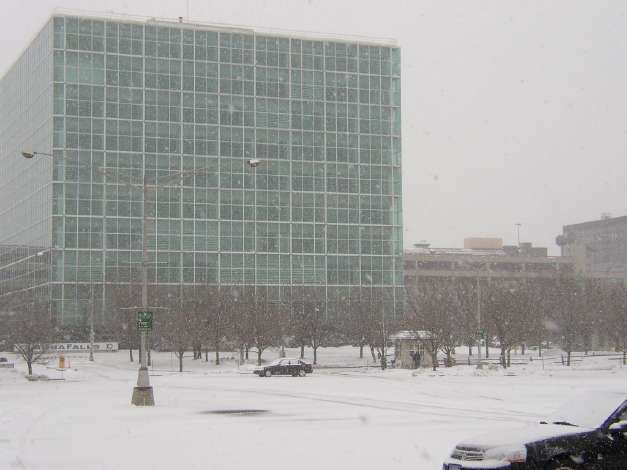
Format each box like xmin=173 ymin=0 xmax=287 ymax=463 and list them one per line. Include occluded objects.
xmin=137 ymin=311 xmax=153 ymax=330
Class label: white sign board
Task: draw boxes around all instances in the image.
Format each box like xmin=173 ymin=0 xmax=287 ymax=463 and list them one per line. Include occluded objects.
xmin=14 ymin=342 xmax=119 ymax=353
xmin=49 ymin=342 xmax=119 ymax=353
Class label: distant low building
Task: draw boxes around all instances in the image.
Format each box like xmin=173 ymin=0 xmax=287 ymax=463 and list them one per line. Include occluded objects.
xmin=404 ymin=240 xmax=576 ymax=353
xmin=558 ymin=215 xmax=627 ymax=280
xmin=405 ymin=240 xmax=573 ymax=283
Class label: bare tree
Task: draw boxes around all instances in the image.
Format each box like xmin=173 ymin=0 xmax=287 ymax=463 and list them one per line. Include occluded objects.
xmin=107 ymin=284 xmax=140 ymax=362
xmin=289 ymin=288 xmax=334 ymax=365
xmin=551 ymin=278 xmax=588 ymax=366
xmin=289 ymin=294 xmax=310 ymax=360
xmin=342 ymin=294 xmax=372 ymax=360
xmin=602 ymin=284 xmax=627 ymax=365
xmin=525 ymin=281 xmax=551 ymax=358
xmin=484 ymin=281 xmax=533 ymax=368
xmin=405 ymin=280 xmax=465 ymax=370
xmin=241 ymin=289 xmax=282 ymax=366
xmin=357 ymin=289 xmax=396 ymax=370
xmin=212 ymin=287 xmax=236 ymax=365
xmin=228 ymin=287 xmax=251 ymax=363
xmin=159 ymin=291 xmax=196 ymax=372
xmin=306 ymin=297 xmax=333 ymax=365
xmin=5 ymin=298 xmax=54 ymax=376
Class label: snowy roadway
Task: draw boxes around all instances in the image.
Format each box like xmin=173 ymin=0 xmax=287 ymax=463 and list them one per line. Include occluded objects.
xmin=1 ymin=349 xmax=625 ymax=470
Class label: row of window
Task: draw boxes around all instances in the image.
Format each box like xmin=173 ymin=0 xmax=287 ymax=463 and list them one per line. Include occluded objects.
xmin=56 ymin=56 xmax=399 ymax=107
xmin=53 ymin=17 xmax=399 ymax=73
xmin=53 ymin=249 xmax=401 ymax=285
xmin=58 ymin=235 xmax=404 ymax=255
xmin=56 ymin=128 xmax=399 ymax=155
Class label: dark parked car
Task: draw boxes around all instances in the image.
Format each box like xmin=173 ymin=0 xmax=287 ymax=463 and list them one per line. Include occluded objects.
xmin=254 ymin=358 xmax=313 ymax=377
xmin=0 ymin=357 xmax=8 ymax=363
xmin=443 ymin=391 xmax=627 ymax=470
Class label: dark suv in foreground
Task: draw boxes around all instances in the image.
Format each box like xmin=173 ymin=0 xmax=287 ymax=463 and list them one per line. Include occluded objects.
xmin=254 ymin=358 xmax=313 ymax=377
xmin=443 ymin=391 xmax=626 ymax=470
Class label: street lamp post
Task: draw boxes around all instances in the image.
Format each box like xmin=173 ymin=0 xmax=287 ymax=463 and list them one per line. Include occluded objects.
xmin=247 ymin=159 xmax=262 ymax=290
xmin=23 ymin=151 xmax=215 ymax=406
xmin=22 ymin=150 xmax=155 ymax=403
xmin=89 ymin=282 xmax=95 ymax=361
xmin=131 ymin=178 xmax=154 ymax=406
xmin=131 ymin=166 xmax=217 ymax=406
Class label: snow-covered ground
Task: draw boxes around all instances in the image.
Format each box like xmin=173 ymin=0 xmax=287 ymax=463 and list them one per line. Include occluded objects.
xmin=1 ymin=347 xmax=625 ymax=470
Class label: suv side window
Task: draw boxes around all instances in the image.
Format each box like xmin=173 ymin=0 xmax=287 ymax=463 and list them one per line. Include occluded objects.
xmin=610 ymin=404 xmax=627 ymax=427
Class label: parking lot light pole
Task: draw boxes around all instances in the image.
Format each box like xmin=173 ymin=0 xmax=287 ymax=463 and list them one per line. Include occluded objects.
xmin=131 ymin=177 xmax=155 ymax=406
xmin=247 ymin=159 xmax=261 ymax=291
xmin=131 ymin=167 xmax=215 ymax=406
xmin=23 ymin=151 xmax=216 ymax=406
xmin=89 ymin=283 xmax=95 ymax=362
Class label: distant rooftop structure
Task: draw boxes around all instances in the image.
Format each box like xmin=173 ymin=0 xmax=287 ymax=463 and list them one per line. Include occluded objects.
xmin=406 ymin=238 xmax=548 ymax=258
xmin=404 ymin=238 xmax=566 ymax=281
xmin=464 ymin=237 xmax=503 ymax=250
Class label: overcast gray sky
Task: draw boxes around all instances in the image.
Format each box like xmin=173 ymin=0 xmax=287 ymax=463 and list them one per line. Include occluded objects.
xmin=3 ymin=0 xmax=626 ymax=254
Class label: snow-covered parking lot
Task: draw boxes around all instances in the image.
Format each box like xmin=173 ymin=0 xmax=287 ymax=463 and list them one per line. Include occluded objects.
xmin=1 ymin=348 xmax=625 ymax=470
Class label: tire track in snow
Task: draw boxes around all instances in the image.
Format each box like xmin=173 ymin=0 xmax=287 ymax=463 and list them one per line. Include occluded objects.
xmin=165 ymin=381 xmax=538 ymax=424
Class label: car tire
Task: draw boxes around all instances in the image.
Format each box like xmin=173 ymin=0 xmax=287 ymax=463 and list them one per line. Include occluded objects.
xmin=298 ymin=369 xmax=306 ymax=377
xmin=264 ymin=369 xmax=272 ymax=377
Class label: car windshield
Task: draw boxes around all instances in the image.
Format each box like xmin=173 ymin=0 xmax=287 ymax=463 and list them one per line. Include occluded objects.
xmin=545 ymin=392 xmax=627 ymax=429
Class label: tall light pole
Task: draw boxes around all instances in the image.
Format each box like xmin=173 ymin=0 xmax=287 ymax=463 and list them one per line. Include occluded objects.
xmin=476 ymin=277 xmax=481 ymax=360
xmin=131 ymin=173 xmax=155 ymax=406
xmin=23 ymin=150 xmax=152 ymax=401
xmin=23 ymin=151 xmax=212 ymax=405
xmin=247 ymin=159 xmax=262 ymax=290
xmin=89 ymin=283 xmax=95 ymax=361
xmin=132 ymin=167 xmax=216 ymax=405
xmin=515 ymin=223 xmax=522 ymax=247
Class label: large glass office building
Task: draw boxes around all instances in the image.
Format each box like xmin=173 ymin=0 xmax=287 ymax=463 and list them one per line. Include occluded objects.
xmin=0 ymin=13 xmax=403 ymax=326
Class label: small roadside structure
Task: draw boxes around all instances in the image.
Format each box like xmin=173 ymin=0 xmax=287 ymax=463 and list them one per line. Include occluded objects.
xmin=390 ymin=330 xmax=433 ymax=369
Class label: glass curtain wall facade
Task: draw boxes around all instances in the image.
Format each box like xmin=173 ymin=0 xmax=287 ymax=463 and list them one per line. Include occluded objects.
xmin=0 ymin=22 xmax=54 ymax=309
xmin=1 ymin=14 xmax=403 ymax=326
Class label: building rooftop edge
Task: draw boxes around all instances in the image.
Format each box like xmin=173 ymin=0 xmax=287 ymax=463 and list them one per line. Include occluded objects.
xmin=52 ymin=8 xmax=400 ymax=47
xmin=404 ymin=248 xmax=568 ymax=262
xmin=563 ymin=215 xmax=627 ymax=230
